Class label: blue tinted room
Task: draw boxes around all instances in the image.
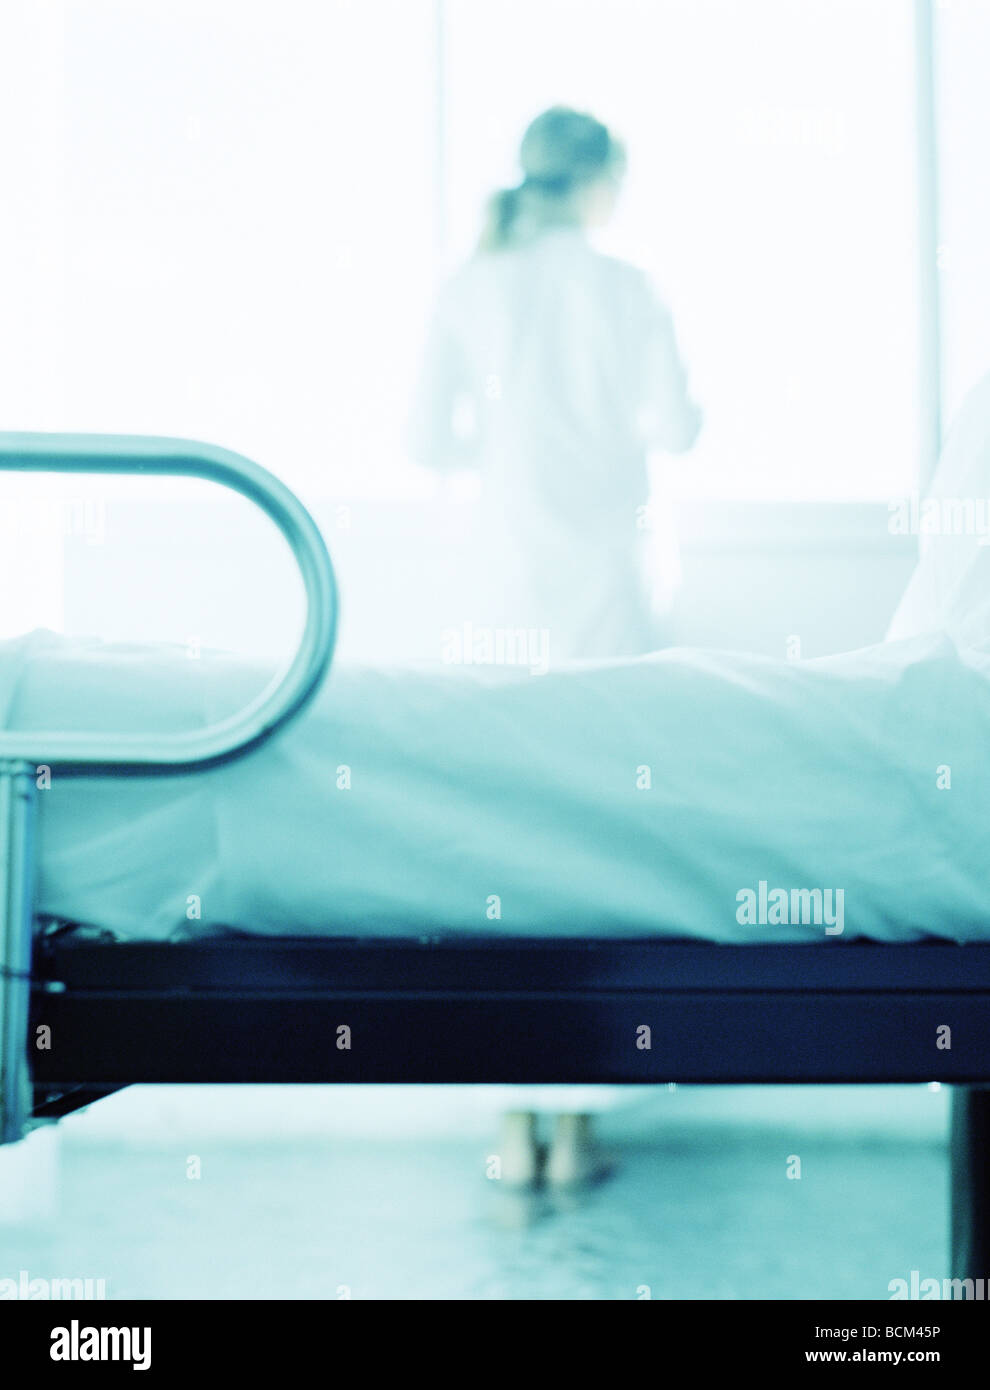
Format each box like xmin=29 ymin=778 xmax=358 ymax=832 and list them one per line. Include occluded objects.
xmin=1 ymin=0 xmax=989 ymax=1322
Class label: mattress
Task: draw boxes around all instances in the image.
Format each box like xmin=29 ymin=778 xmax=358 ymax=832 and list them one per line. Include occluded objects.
xmin=3 ymin=624 xmax=990 ymax=943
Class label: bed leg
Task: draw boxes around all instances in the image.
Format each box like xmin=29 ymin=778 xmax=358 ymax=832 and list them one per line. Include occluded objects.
xmin=950 ymin=1085 xmax=990 ymax=1282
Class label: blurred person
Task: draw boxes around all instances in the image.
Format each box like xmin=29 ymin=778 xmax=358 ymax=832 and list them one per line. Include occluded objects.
xmin=409 ymin=106 xmax=703 ymax=1191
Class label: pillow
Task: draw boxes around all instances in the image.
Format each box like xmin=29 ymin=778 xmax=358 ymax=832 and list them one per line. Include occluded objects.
xmin=886 ymin=371 xmax=990 ymax=645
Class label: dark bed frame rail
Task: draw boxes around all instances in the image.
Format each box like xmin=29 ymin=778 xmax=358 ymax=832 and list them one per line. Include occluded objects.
xmin=28 ymin=933 xmax=990 ymax=1283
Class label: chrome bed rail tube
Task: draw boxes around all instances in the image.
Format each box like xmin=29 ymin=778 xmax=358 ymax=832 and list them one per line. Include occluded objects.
xmin=0 ymin=432 xmax=339 ymax=1143
xmin=0 ymin=433 xmax=338 ymax=770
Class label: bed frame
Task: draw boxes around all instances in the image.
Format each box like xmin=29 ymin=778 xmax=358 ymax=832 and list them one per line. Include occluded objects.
xmin=2 ymin=434 xmax=987 ymax=1291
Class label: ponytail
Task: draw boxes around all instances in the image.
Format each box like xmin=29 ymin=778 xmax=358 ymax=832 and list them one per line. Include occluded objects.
xmin=478 ymin=185 xmax=524 ymax=253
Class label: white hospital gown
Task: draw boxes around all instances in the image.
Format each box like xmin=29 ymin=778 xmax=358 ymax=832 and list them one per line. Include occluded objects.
xmin=408 ymin=227 xmax=702 ymax=663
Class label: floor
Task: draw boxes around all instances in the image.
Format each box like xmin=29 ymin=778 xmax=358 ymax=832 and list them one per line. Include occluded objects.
xmin=0 ymin=1085 xmax=949 ymax=1300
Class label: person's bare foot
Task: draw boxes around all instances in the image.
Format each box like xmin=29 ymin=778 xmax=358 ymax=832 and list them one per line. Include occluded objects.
xmin=545 ymin=1112 xmax=616 ymax=1189
xmin=496 ymin=1110 xmax=543 ymax=1188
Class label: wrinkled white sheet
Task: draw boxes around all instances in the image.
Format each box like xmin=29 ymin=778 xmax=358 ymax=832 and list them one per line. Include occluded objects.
xmin=3 ymin=624 xmax=990 ymax=943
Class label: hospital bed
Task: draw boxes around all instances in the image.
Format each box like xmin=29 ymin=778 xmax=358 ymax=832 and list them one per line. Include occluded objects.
xmin=1 ymin=433 xmax=988 ymax=1289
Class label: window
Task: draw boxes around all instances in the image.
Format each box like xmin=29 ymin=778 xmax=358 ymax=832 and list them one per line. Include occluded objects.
xmin=3 ymin=0 xmax=436 ymax=502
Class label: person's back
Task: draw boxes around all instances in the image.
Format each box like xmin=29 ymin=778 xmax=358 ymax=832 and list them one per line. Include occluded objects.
xmin=431 ymin=229 xmax=690 ymax=532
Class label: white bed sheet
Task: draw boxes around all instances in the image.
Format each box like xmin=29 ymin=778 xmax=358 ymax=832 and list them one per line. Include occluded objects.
xmin=3 ymin=624 xmax=990 ymax=943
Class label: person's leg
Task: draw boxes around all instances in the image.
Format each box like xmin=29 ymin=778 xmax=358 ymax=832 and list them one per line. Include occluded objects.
xmin=496 ymin=1110 xmax=541 ymax=1188
xmin=545 ymin=1111 xmax=614 ymax=1188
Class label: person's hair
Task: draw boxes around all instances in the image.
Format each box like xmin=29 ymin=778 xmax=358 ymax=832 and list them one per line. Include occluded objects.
xmin=478 ymin=106 xmax=625 ymax=254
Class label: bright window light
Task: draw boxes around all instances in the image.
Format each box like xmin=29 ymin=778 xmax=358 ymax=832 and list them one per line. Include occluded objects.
xmin=444 ymin=0 xmax=922 ymax=501
xmin=9 ymin=0 xmax=436 ymax=503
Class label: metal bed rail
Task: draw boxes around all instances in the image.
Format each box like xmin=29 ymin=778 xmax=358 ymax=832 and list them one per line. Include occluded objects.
xmin=0 ymin=432 xmax=339 ymax=1143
